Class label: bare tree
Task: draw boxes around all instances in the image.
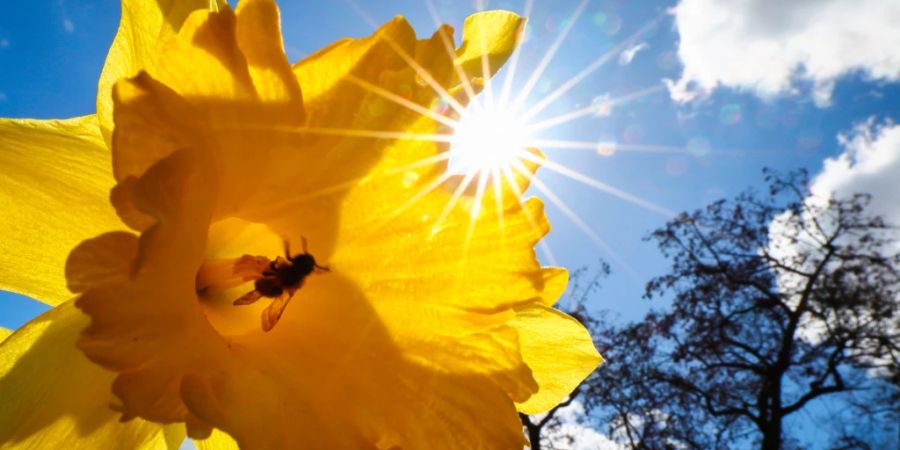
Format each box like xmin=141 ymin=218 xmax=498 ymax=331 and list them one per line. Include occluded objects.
xmin=583 ymin=170 xmax=900 ymax=450
xmin=520 ymin=263 xmax=609 ymax=450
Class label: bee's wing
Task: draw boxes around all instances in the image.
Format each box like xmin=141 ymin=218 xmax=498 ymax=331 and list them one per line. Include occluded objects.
xmin=233 ymin=289 xmax=263 ymax=306
xmin=261 ymin=291 xmax=295 ymax=332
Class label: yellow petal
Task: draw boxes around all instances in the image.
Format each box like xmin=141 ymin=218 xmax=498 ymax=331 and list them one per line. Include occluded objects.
xmin=291 ymin=16 xmax=417 ymax=128
xmin=454 ymin=10 xmax=525 ymax=83
xmin=234 ymin=0 xmax=304 ymax=108
xmin=511 ymin=305 xmax=602 ymax=414
xmin=335 ymin=132 xmax=554 ymax=314
xmin=0 ymin=327 xmax=11 ymax=342
xmin=0 ymin=116 xmax=124 ymax=305
xmin=0 ymin=301 xmax=177 ymax=449
xmin=109 ymin=4 xmax=319 ymax=218
xmin=194 ymin=429 xmax=239 ymax=450
xmin=110 ymin=8 xmax=455 ymax=248
xmin=97 ymin=0 xmax=225 ymax=144
xmin=539 ymin=267 xmax=569 ymax=306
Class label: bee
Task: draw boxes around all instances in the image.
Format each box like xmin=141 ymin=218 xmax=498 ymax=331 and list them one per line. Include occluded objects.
xmin=233 ymin=237 xmax=329 ymax=331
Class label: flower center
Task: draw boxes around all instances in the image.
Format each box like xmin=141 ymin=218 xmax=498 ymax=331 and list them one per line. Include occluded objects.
xmin=194 ymin=218 xmax=330 ymax=335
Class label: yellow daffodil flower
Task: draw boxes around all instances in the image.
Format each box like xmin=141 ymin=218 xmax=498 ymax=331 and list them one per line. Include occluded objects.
xmin=0 ymin=1 xmax=601 ymax=449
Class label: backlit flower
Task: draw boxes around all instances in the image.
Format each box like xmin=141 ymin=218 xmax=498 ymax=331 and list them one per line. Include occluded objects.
xmin=0 ymin=1 xmax=600 ymax=448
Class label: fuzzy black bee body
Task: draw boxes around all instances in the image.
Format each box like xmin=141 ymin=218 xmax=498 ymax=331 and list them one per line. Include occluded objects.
xmin=233 ymin=238 xmax=328 ymax=331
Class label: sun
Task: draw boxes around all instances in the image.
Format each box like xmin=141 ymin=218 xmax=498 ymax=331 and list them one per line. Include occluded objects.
xmin=447 ymin=104 xmax=532 ymax=175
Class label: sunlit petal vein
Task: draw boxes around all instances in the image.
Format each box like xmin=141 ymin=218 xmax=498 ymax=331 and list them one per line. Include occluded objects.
xmin=519 ymin=15 xmax=663 ymax=122
xmin=423 ymin=0 xmax=481 ymax=106
xmin=455 ymin=172 xmax=491 ymax=295
xmin=291 ymin=151 xmax=452 ymax=203
xmin=347 ymin=74 xmax=459 ymax=128
xmin=499 ymin=165 xmax=557 ymax=266
xmin=509 ymin=0 xmax=590 ymax=113
xmin=510 ymin=161 xmax=638 ymax=278
xmin=384 ymin=37 xmax=468 ymax=116
xmin=498 ymin=0 xmax=534 ymax=108
xmin=518 ymin=151 xmax=676 ymax=217
xmin=343 ymin=0 xmax=468 ymax=115
xmin=384 ymin=170 xmax=455 ymax=224
xmin=527 ymin=84 xmax=666 ymax=132
xmin=433 ymin=170 xmax=479 ymax=234
xmin=326 ymin=168 xmax=456 ymax=263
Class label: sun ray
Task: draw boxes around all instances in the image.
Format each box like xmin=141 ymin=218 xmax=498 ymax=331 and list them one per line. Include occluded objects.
xmin=459 ymin=171 xmax=492 ymax=269
xmin=519 ymin=15 xmax=663 ymax=122
xmin=499 ymin=165 xmax=558 ymax=266
xmin=433 ymin=170 xmax=479 ymax=234
xmin=332 ymin=164 xmax=464 ymax=257
xmin=292 ymin=151 xmax=453 ymax=203
xmin=212 ymin=122 xmax=455 ymax=145
xmin=295 ymin=126 xmax=453 ymax=143
xmin=527 ymin=139 xmax=692 ymax=154
xmin=498 ymin=0 xmax=535 ymax=108
xmin=527 ymin=139 xmax=755 ymax=157
xmin=470 ymin=168 xmax=490 ymax=220
xmin=343 ymin=0 xmax=468 ymax=115
xmin=491 ymin=168 xmax=507 ymax=240
xmin=509 ymin=0 xmax=590 ymax=113
xmin=347 ymin=74 xmax=459 ymax=129
xmin=526 ymin=84 xmax=666 ymax=132
xmin=519 ymin=151 xmax=676 ymax=217
xmin=386 ymin=170 xmax=455 ymax=223
xmin=423 ymin=0 xmax=482 ymax=106
xmin=511 ymin=161 xmax=638 ymax=278
xmin=473 ymin=0 xmax=496 ymax=109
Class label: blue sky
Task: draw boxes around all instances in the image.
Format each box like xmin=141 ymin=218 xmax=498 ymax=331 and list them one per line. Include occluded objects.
xmin=2 ymin=0 xmax=900 ymax=447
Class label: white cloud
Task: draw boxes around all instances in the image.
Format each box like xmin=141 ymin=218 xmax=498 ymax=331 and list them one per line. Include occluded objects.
xmin=541 ymin=401 xmax=625 ymax=450
xmin=618 ymin=42 xmax=648 ymax=66
xmin=811 ymin=118 xmax=900 ymax=222
xmin=770 ymin=118 xmax=900 ymax=272
xmin=768 ymin=118 xmax=900 ymax=373
xmin=667 ymin=0 xmax=900 ymax=105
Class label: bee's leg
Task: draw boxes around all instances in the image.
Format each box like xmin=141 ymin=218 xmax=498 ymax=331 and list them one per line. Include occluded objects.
xmin=233 ymin=289 xmax=263 ymax=306
xmin=283 ymin=238 xmax=291 ymax=259
xmin=301 ymin=236 xmax=309 ymax=253
xmin=314 ymin=264 xmax=330 ymax=273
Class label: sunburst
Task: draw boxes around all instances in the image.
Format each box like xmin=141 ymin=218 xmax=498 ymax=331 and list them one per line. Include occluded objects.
xmin=328 ymin=0 xmax=688 ymax=268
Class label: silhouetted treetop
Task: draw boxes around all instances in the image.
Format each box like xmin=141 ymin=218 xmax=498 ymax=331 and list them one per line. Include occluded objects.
xmin=583 ymin=170 xmax=900 ymax=450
